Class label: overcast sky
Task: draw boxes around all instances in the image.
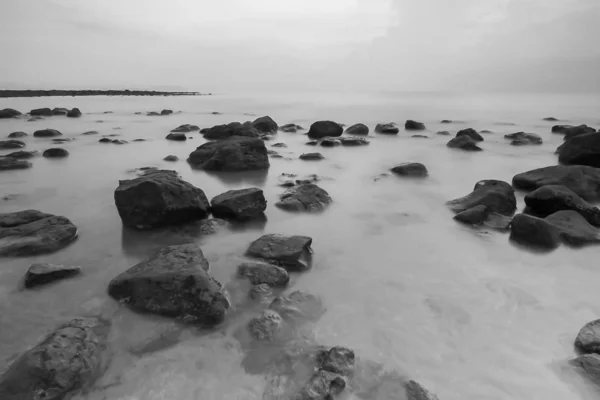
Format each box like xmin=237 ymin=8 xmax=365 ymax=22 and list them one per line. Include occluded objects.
xmin=1 ymin=0 xmax=599 ymax=92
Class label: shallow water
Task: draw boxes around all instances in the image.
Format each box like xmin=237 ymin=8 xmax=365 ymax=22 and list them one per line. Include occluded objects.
xmin=1 ymin=92 xmax=600 ymax=399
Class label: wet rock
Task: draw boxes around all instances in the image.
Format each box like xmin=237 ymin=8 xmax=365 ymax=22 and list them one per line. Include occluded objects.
xmin=525 ymin=185 xmax=600 ymax=225
xmin=456 ymin=128 xmax=483 ymax=142
xmin=300 ymin=153 xmax=325 ymax=161
xmin=405 ymin=120 xmax=426 ymax=130
xmin=210 ymin=188 xmax=267 ymax=220
xmin=513 ymin=165 xmax=600 ymax=202
xmin=30 ymin=108 xmax=53 ymax=117
xmin=390 ymin=162 xmax=428 ymax=177
xmin=345 ymin=123 xmax=369 ymax=135
xmin=0 ymin=140 xmax=25 ymax=149
xmin=166 ymin=132 xmax=187 ymax=141
xmin=246 ymin=234 xmax=313 ymax=271
xmin=27 ymin=116 xmax=43 ymax=121
xmin=543 ymin=117 xmax=559 ymax=121
xmin=147 ymin=111 xmax=160 ymax=116
xmin=269 ymin=290 xmax=325 ymax=324
xmin=276 ymin=184 xmax=332 ymax=212
xmin=163 ymin=155 xmax=179 ymax=162
xmin=447 ymin=180 xmax=516 ymax=216
xmin=98 ymin=138 xmax=111 ymax=143
xmin=571 ymin=354 xmax=600 ymax=387
xmin=453 ymin=205 xmax=488 ymax=225
xmin=307 ymin=121 xmax=343 ymax=139
xmin=299 ymin=369 xmax=346 ymax=399
xmin=248 ymin=310 xmax=285 ymax=342
xmin=66 ymin=108 xmax=82 ymax=118
xmin=171 ymin=124 xmax=199 ymax=133
xmin=52 ymin=138 xmax=75 ymax=143
xmin=261 ymin=134 xmax=275 ymax=141
xmin=375 ymin=123 xmax=399 ymax=134
xmin=238 ymin=262 xmax=290 ymax=287
xmin=437 ymin=131 xmax=450 ymax=136
xmin=7 ymin=131 xmax=27 ymax=138
xmin=447 ymin=135 xmax=482 ymax=151
xmin=0 ymin=317 xmax=110 ymax=400
xmin=481 ymin=130 xmax=493 ymax=134
xmin=3 ymin=150 xmax=38 ymax=159
xmin=0 ymin=108 xmax=21 ymax=118
xmin=252 ymin=116 xmax=278 ymax=133
xmin=33 ymin=129 xmax=62 ymax=138
xmin=108 ymin=243 xmax=228 ymax=323
xmin=188 ymin=136 xmax=269 ymax=171
xmin=43 ymin=148 xmax=69 ymax=158
xmin=202 ymin=122 xmax=260 ymax=140
xmin=575 ymin=319 xmax=600 ymax=354
xmin=132 ymin=138 xmax=146 ymax=142
xmin=0 ymin=158 xmax=31 ymax=171
xmin=510 ymin=210 xmax=600 ymax=250
xmin=563 ymin=125 xmax=597 ymax=140
xmin=505 ymin=132 xmax=543 ymax=145
xmin=114 ymin=169 xmax=209 ymax=229
xmin=24 ymin=263 xmax=81 ymax=288
xmin=82 ymin=130 xmax=99 ymax=135
xmin=160 ymin=109 xmax=173 ymax=116
xmin=52 ymin=107 xmax=68 ymax=115
xmin=280 ymin=124 xmax=303 ymax=133
xmin=0 ymin=210 xmax=78 ymax=256
xmin=320 ymin=138 xmax=341 ymax=147
xmin=558 ymin=132 xmax=600 ymax=167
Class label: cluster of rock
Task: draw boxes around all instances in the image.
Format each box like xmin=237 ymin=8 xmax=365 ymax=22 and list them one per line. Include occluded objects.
xmin=146 ymin=109 xmax=173 ymax=116
xmin=28 ymin=107 xmax=82 ymax=118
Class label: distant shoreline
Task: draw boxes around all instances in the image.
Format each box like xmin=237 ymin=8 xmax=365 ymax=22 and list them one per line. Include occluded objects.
xmin=0 ymin=90 xmax=210 ymax=98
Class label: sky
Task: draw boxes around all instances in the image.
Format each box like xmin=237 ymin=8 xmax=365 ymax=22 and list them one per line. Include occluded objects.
xmin=0 ymin=0 xmax=599 ymax=93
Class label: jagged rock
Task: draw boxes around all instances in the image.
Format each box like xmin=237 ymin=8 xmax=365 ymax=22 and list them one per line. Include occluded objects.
xmin=43 ymin=148 xmax=69 ymax=158
xmin=114 ymin=169 xmax=209 ymax=229
xmin=280 ymin=124 xmax=304 ymax=133
xmin=66 ymin=108 xmax=82 ymax=118
xmin=3 ymin=150 xmax=37 ymax=159
xmin=345 ymin=123 xmax=369 ymax=135
xmin=7 ymin=131 xmax=27 ymax=138
xmin=252 ymin=116 xmax=278 ymax=133
xmin=163 ymin=155 xmax=179 ymax=162
xmin=246 ymin=234 xmax=313 ymax=271
xmin=171 ymin=124 xmax=199 ymax=133
xmin=307 ymin=121 xmax=343 ymax=139
xmin=300 ymin=153 xmax=324 ymax=161
xmin=557 ymin=132 xmax=600 ymax=167
xmin=188 ymin=136 xmax=269 ymax=171
xmin=276 ymin=184 xmax=332 ymax=212
xmin=375 ymin=123 xmax=399 ymax=134
xmin=456 ymin=128 xmax=483 ymax=142
xmin=30 ymin=108 xmax=53 ymax=116
xmin=238 ymin=262 xmax=290 ymax=287
xmin=524 ymin=185 xmax=600 ymax=225
xmin=166 ymin=132 xmax=186 ymax=141
xmin=405 ymin=120 xmax=426 ymax=130
xmin=575 ymin=319 xmax=600 ymax=354
xmin=33 ymin=129 xmax=62 ymax=138
xmin=390 ymin=163 xmax=428 ymax=177
xmin=513 ymin=165 xmax=600 ymax=202
xmin=108 ymin=243 xmax=228 ymax=323
xmin=0 ymin=158 xmax=31 ymax=170
xmin=447 ymin=180 xmax=516 ymax=216
xmin=202 ymin=122 xmax=260 ymax=140
xmin=24 ymin=263 xmax=81 ymax=288
xmin=505 ymin=132 xmax=543 ymax=145
xmin=447 ymin=136 xmax=482 ymax=151
xmin=0 ymin=108 xmax=21 ymax=118
xmin=571 ymin=354 xmax=600 ymax=387
xmin=210 ymin=188 xmax=267 ymax=220
xmin=0 ymin=140 xmax=25 ymax=149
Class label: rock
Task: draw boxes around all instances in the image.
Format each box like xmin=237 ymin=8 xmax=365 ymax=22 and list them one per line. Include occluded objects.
xmin=24 ymin=263 xmax=81 ymax=288
xmin=280 ymin=124 xmax=304 ymax=133
xmin=269 ymin=290 xmax=325 ymax=324
xmin=0 ymin=210 xmax=78 ymax=256
xmin=441 ymin=120 xmax=452 ymax=123
xmin=299 ymin=369 xmax=346 ymax=399
xmin=510 ymin=210 xmax=600 ymax=250
xmin=543 ymin=117 xmax=559 ymax=121
xmin=557 ymin=132 xmax=600 ymax=167
xmin=115 ymin=169 xmax=209 ymax=229
xmin=33 ymin=129 xmax=62 ymax=138
xmin=276 ymin=184 xmax=332 ymax=212
xmin=7 ymin=131 xmax=27 ymax=138
xmin=27 ymin=116 xmax=43 ymax=121
xmin=82 ymin=130 xmax=99 ymax=135
xmin=480 ymin=130 xmax=493 ymax=134
xmin=272 ymin=142 xmax=287 ymax=148
xmin=163 ymin=155 xmax=179 ymax=162
xmin=345 ymin=123 xmax=369 ymax=135
xmin=447 ymin=135 xmax=482 ymax=151
xmin=3 ymin=150 xmax=37 ymax=159
xmin=202 ymin=122 xmax=260 ymax=140
xmin=0 ymin=317 xmax=110 ymax=400
xmin=0 ymin=140 xmax=25 ymax=149
xmin=456 ymin=128 xmax=483 ymax=142
xmin=552 ymin=125 xmax=574 ymax=133
xmin=248 ymin=310 xmax=285 ymax=342
xmin=412 ymin=135 xmax=429 ymax=139
xmin=112 ymin=139 xmax=128 ymax=145
xmin=306 ymin=140 xmax=318 ymax=146
xmin=339 ymin=137 xmax=369 ymax=146
xmin=525 ymin=185 xmax=600 ymax=225
xmin=188 ymin=136 xmax=269 ymax=171
xmin=210 ymin=188 xmax=266 ymax=220
xmin=160 ymin=109 xmax=173 ymax=115
xmin=375 ymin=123 xmax=399 ymax=134
xmin=575 ymin=319 xmax=600 ymax=354
xmin=0 ymin=158 xmax=31 ymax=171
xmin=66 ymin=108 xmax=82 ymax=118
xmin=52 ymin=138 xmax=75 ymax=143
xmin=171 ymin=124 xmax=199 ymax=133
xmin=437 ymin=131 xmax=450 ymax=136
xmin=320 ymin=347 xmax=355 ymax=375
xmin=246 ymin=234 xmax=313 ymax=271
xmin=300 ymin=153 xmax=325 ymax=161
xmin=147 ymin=112 xmax=160 ymax=116
xmin=98 ymin=138 xmax=111 ymax=143
xmin=52 ymin=107 xmax=68 ymax=115
xmin=307 ymin=121 xmax=343 ymax=139
xmin=505 ymin=132 xmax=543 ymax=145
xmin=571 ymin=354 xmax=600 ymax=387
xmin=405 ymin=380 xmax=440 ymax=400
xmin=453 ymin=205 xmax=488 ymax=225
xmin=447 ymin=180 xmax=516 ymax=216
xmin=513 ymin=165 xmax=600 ymax=202
xmin=563 ymin=125 xmax=597 ymax=140
xmin=43 ymin=148 xmax=69 ymax=158
xmin=320 ymin=138 xmax=341 ymax=147
xmin=30 ymin=108 xmax=53 ymax=116
xmin=0 ymin=108 xmax=21 ymax=118
xmin=405 ymin=120 xmax=426 ymax=130
xmin=390 ymin=162 xmax=428 ymax=177
xmin=252 ymin=116 xmax=278 ymax=133
xmin=237 ymin=262 xmax=290 ymax=287
xmin=166 ymin=132 xmax=187 ymax=141
xmin=108 ymin=243 xmax=228 ymax=324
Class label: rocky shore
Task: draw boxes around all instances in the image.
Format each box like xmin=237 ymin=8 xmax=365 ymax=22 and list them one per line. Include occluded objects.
xmin=0 ymin=89 xmax=208 ymax=98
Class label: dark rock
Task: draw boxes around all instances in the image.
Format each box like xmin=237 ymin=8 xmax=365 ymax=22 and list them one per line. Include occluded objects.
xmin=112 ymin=139 xmax=127 ymax=145
xmin=300 ymin=153 xmax=324 ymax=161
xmin=210 ymin=188 xmax=266 ymax=220
xmin=30 ymin=108 xmax=53 ymax=117
xmin=543 ymin=117 xmax=559 ymax=121
xmin=276 ymin=184 xmax=332 ymax=212
xmin=345 ymin=123 xmax=369 ymax=135
xmin=390 ymin=162 xmax=428 ymax=177
xmin=3 ymin=150 xmax=37 ymax=159
xmin=133 ymin=138 xmax=146 ymax=142
xmin=43 ymin=148 xmax=69 ymax=158
xmin=563 ymin=125 xmax=596 ymax=140
xmin=52 ymin=107 xmax=68 ymax=115
xmin=248 ymin=310 xmax=285 ymax=342
xmin=320 ymin=138 xmax=341 ymax=147
xmin=339 ymin=137 xmax=369 ymax=146
xmin=575 ymin=319 xmax=600 ymax=354
xmin=0 ymin=210 xmax=78 ymax=256
xmin=299 ymin=369 xmax=347 ymax=399
xmin=280 ymin=124 xmax=304 ymax=133
xmin=160 ymin=109 xmax=173 ymax=115
xmin=405 ymin=120 xmax=426 ymax=130
xmin=24 ymin=263 xmax=81 ymax=288
xmin=33 ymin=129 xmax=62 ymax=138
xmin=447 ymin=180 xmax=516 ymax=216
xmin=202 ymin=122 xmax=260 ymax=140
xmin=82 ymin=130 xmax=99 ymax=135
xmin=440 ymin=120 xmax=452 ymax=123
xmin=171 ymin=124 xmax=199 ymax=133
xmin=115 ymin=169 xmax=209 ymax=229
xmin=571 ymin=354 xmax=600 ymax=387
xmin=447 ymin=136 xmax=483 ymax=151
xmin=505 ymin=131 xmax=543 ymax=145
xmin=453 ymin=205 xmax=488 ymax=225
xmin=52 ymin=138 xmax=75 ymax=143
xmin=558 ymin=132 xmax=600 ymax=167
xmin=66 ymin=108 xmax=82 ymax=118
xmin=552 ymin=125 xmax=574 ymax=133
xmin=166 ymin=132 xmax=187 ymax=141
xmin=0 ymin=140 xmax=25 ymax=149
xmin=211 ymin=111 xmax=221 ymax=115
xmin=246 ymin=234 xmax=313 ymax=271
xmin=437 ymin=131 xmax=450 ymax=136
xmin=412 ymin=135 xmax=429 ymax=139
xmin=0 ymin=158 xmax=32 ymax=170
xmin=480 ymin=130 xmax=493 ymax=134
xmin=27 ymin=116 xmax=43 ymax=122
xmin=252 ymin=116 xmax=278 ymax=133
xmin=269 ymin=290 xmax=325 ymax=323
xmin=0 ymin=318 xmax=110 ymax=400
xmin=272 ymin=142 xmax=287 ymax=148
xmin=7 ymin=131 xmax=27 ymax=138
xmin=188 ymin=136 xmax=269 ymax=171
xmin=305 ymin=140 xmax=318 ymax=146
xmin=147 ymin=112 xmax=160 ymax=116
xmin=108 ymin=243 xmax=228 ymax=324
xmin=237 ymin=262 xmax=290 ymax=287
xmin=375 ymin=123 xmax=399 ymax=134
xmin=405 ymin=380 xmax=440 ymax=400
xmin=98 ymin=138 xmax=111 ymax=143
xmin=0 ymin=108 xmax=21 ymax=118
xmin=163 ymin=155 xmax=179 ymax=162
xmin=260 ymin=134 xmax=275 ymax=141
xmin=307 ymin=121 xmax=343 ymax=139
xmin=513 ymin=165 xmax=600 ymax=202
xmin=525 ymin=185 xmax=600 ymax=225
xmin=456 ymin=128 xmax=483 ymax=142
xmin=483 ymin=213 xmax=513 ymax=230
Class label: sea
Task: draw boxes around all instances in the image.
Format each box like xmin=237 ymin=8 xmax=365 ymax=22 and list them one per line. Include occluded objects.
xmin=1 ymin=91 xmax=600 ymax=399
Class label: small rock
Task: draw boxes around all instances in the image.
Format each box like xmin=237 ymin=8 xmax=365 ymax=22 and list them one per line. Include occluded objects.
xmin=320 ymin=347 xmax=355 ymax=375
xmin=543 ymin=117 xmax=559 ymax=121
xmin=345 ymin=123 xmax=369 ymax=135
xmin=456 ymin=128 xmax=483 ymax=142
xmin=166 ymin=132 xmax=187 ymax=141
xmin=171 ymin=124 xmax=199 ymax=133
xmin=7 ymin=131 xmax=27 ymax=138
xmin=447 ymin=136 xmax=482 ymax=151
xmin=390 ymin=162 xmax=428 ymax=177
xmin=52 ymin=107 xmax=68 ymax=115
xmin=252 ymin=116 xmax=278 ymax=133
xmin=66 ymin=108 xmax=82 ymax=118
xmin=405 ymin=120 xmax=426 ymax=130
xmin=412 ymin=135 xmax=429 ymax=139
xmin=339 ymin=136 xmax=369 ymax=146
xmin=276 ymin=184 xmax=332 ymax=212
xmin=246 ymin=234 xmax=313 ymax=271
xmin=82 ymin=130 xmax=99 ymax=135
xmin=320 ymin=138 xmax=341 ymax=147
xmin=43 ymin=148 xmax=69 ymax=158
xmin=453 ymin=205 xmax=488 ymax=225
xmin=280 ymin=124 xmax=304 ymax=133
xmin=0 ymin=108 xmax=21 ymax=118
xmin=24 ymin=263 xmax=81 ymax=288
xmin=505 ymin=132 xmax=543 ymax=145
xmin=305 ymin=140 xmax=318 ymax=146
xmin=237 ymin=262 xmax=290 ymax=287
xmin=98 ymin=138 xmax=111 ymax=143
xmin=440 ymin=120 xmax=452 ymax=123
xmin=307 ymin=121 xmax=343 ymax=139
xmin=112 ymin=139 xmax=128 ymax=145
xmin=163 ymin=155 xmax=179 ymax=162
xmin=272 ymin=142 xmax=287 ymax=148
xmin=248 ymin=310 xmax=284 ymax=341
xmin=480 ymin=130 xmax=493 ymax=134
xmin=33 ymin=129 xmax=62 ymax=138
xmin=210 ymin=188 xmax=267 ymax=220
xmin=202 ymin=122 xmax=260 ymax=140
xmin=160 ymin=109 xmax=173 ymax=115
xmin=300 ymin=153 xmax=324 ymax=161
xmin=0 ymin=140 xmax=25 ymax=149
xmin=375 ymin=123 xmax=399 ymax=134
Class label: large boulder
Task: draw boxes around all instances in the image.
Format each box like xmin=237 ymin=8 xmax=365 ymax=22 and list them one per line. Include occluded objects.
xmin=188 ymin=136 xmax=269 ymax=171
xmin=571 ymin=354 xmax=600 ymax=387
xmin=552 ymin=125 xmax=573 ymax=133
xmin=0 ymin=210 xmax=78 ymax=256
xmin=30 ymin=108 xmax=53 ymax=117
xmin=390 ymin=162 xmax=428 ymax=177
xmin=108 ymin=243 xmax=229 ymax=324
xmin=447 ymin=135 xmax=482 ymax=151
xmin=24 ymin=263 xmax=81 ymax=288
xmin=0 ymin=158 xmax=32 ymax=170
xmin=524 ymin=185 xmax=600 ymax=225
xmin=237 ymin=262 xmax=290 ymax=287
xmin=513 ymin=165 xmax=600 ymax=202
xmin=115 ymin=169 xmax=209 ymax=229
xmin=202 ymin=122 xmax=260 ymax=140
xmin=7 ymin=131 xmax=27 ymax=138
xmin=375 ymin=123 xmax=399 ymax=134
xmin=447 ymin=180 xmax=516 ymax=216
xmin=405 ymin=120 xmax=426 ymax=130
xmin=33 ymin=129 xmax=62 ymax=138
xmin=0 ymin=108 xmax=21 ymax=118
xmin=252 ymin=116 xmax=278 ymax=133
xmin=505 ymin=132 xmax=543 ymax=146
xmin=307 ymin=121 xmax=343 ymax=139
xmin=456 ymin=128 xmax=483 ymax=142
xmin=345 ymin=123 xmax=369 ymax=135
xmin=210 ymin=188 xmax=267 ymax=220
xmin=575 ymin=319 xmax=600 ymax=354
xmin=246 ymin=234 xmax=313 ymax=271
xmin=0 ymin=317 xmax=111 ymax=400
xmin=557 ymin=132 xmax=600 ymax=167
xmin=0 ymin=140 xmax=25 ymax=149
xmin=43 ymin=148 xmax=69 ymax=158
xmin=165 ymin=132 xmax=187 ymax=141
xmin=276 ymin=183 xmax=332 ymax=212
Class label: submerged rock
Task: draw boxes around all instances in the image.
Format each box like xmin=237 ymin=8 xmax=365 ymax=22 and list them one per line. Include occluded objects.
xmin=456 ymin=128 xmax=483 ymax=142
xmin=0 ymin=140 xmax=25 ymax=149
xmin=575 ymin=319 xmax=600 ymax=354
xmin=24 ymin=263 xmax=81 ymax=288
xmin=557 ymin=132 xmax=600 ymax=167
xmin=248 ymin=310 xmax=285 ymax=342
xmin=437 ymin=131 xmax=450 ymax=136
xmin=512 ymin=165 xmax=600 ymax=202
xmin=543 ymin=117 xmax=559 ymax=121
xmin=238 ymin=262 xmax=290 ymax=287
xmin=269 ymin=290 xmax=325 ymax=324
xmin=165 ymin=132 xmax=187 ymax=141
xmin=307 ymin=121 xmax=343 ymax=139
xmin=375 ymin=123 xmax=399 ymax=134
xmin=339 ymin=137 xmax=369 ymax=146
xmin=30 ymin=108 xmax=53 ymax=117
xmin=524 ymin=185 xmax=600 ymax=225
xmin=280 ymin=124 xmax=303 ymax=133
xmin=276 ymin=184 xmax=332 ymax=212
xmin=246 ymin=234 xmax=313 ymax=271
xmin=345 ymin=123 xmax=369 ymax=135
xmin=66 ymin=108 xmax=82 ymax=118
xmin=82 ymin=130 xmax=99 ymax=135
xmin=320 ymin=138 xmax=341 ymax=147
xmin=0 ymin=158 xmax=31 ymax=171
xmin=412 ymin=134 xmax=429 ymax=139
xmin=272 ymin=142 xmax=287 ymax=148
xmin=252 ymin=116 xmax=278 ymax=133
xmin=114 ymin=169 xmax=210 ymax=229
xmin=405 ymin=120 xmax=426 ymax=130
xmin=202 ymin=122 xmax=260 ymax=140
xmin=108 ymin=243 xmax=228 ymax=324
xmin=43 ymin=148 xmax=69 ymax=158
xmin=7 ymin=131 xmax=27 ymax=138
xmin=505 ymin=132 xmax=543 ymax=145
xmin=171 ymin=124 xmax=199 ymax=133
xmin=447 ymin=136 xmax=482 ymax=151
xmin=571 ymin=354 xmax=600 ymax=387
xmin=33 ymin=129 xmax=62 ymax=138
xmin=188 ymin=136 xmax=269 ymax=171
xmin=0 ymin=108 xmax=21 ymax=118
xmin=3 ymin=150 xmax=38 ymax=159
xmin=390 ymin=162 xmax=428 ymax=177
xmin=300 ymin=153 xmax=324 ymax=161
xmin=210 ymin=188 xmax=267 ymax=220
xmin=447 ymin=180 xmax=516 ymax=216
